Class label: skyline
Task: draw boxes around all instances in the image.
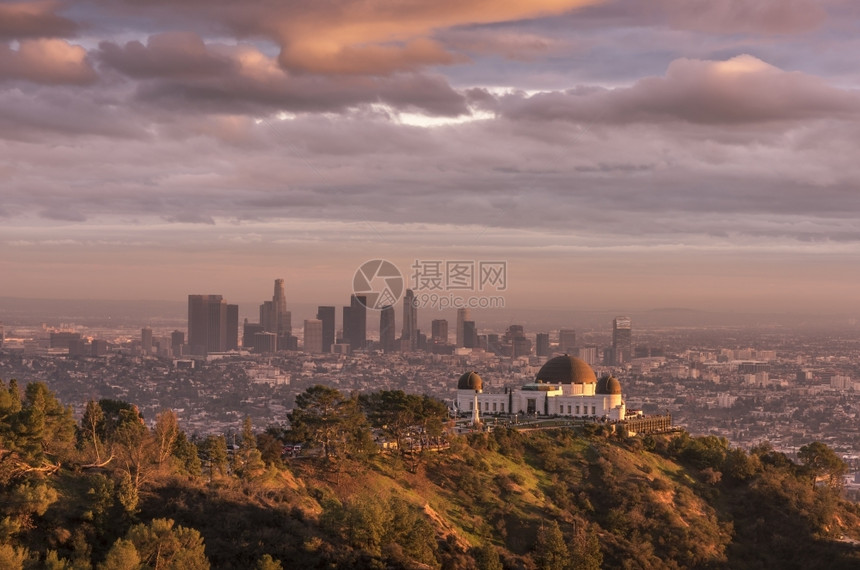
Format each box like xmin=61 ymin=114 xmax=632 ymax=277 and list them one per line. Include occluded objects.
xmin=3 ymin=1 xmax=860 ymax=313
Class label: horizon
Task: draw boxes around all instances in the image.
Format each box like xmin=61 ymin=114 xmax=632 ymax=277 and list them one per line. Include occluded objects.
xmin=3 ymin=1 xmax=860 ymax=313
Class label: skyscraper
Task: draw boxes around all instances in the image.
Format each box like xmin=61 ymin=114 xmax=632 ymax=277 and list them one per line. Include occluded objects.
xmin=316 ymin=306 xmax=335 ymax=353
xmin=463 ymin=320 xmax=477 ymax=348
xmin=380 ymin=305 xmax=396 ymax=352
xmin=0 ymin=321 xmax=4 ymax=348
xmin=304 ymin=319 xmax=323 ymax=353
xmin=345 ymin=295 xmax=366 ymax=350
xmin=171 ymin=330 xmax=184 ymax=356
xmin=612 ymin=316 xmax=632 ymax=365
xmin=558 ymin=329 xmax=577 ymax=353
xmin=260 ymin=279 xmax=292 ymax=350
xmin=141 ymin=327 xmax=152 ymax=354
xmin=536 ymin=333 xmax=550 ymax=357
xmin=431 ymin=319 xmax=448 ymax=344
xmin=401 ymin=289 xmax=418 ymax=351
xmin=226 ymin=304 xmax=239 ymax=350
xmin=188 ymin=294 xmax=227 ymax=355
xmin=456 ymin=308 xmax=471 ymax=347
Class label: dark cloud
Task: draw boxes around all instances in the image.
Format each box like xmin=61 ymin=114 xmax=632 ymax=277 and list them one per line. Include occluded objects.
xmin=499 ymin=55 xmax=860 ymax=124
xmin=97 ymin=33 xmax=236 ymax=79
xmin=0 ymin=1 xmax=79 ymax=40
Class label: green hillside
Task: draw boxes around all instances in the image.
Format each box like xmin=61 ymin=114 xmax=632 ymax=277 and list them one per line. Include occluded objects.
xmin=2 ymin=380 xmax=859 ymax=569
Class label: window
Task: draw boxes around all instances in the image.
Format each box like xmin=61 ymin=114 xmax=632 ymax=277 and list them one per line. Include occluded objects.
xmin=469 ymin=401 xmax=473 ymax=410
xmin=567 ymin=405 xmax=572 ymax=414
xmin=492 ymin=402 xmax=497 ymax=412
xmin=576 ymin=405 xmax=580 ymax=415
xmin=485 ymin=402 xmax=489 ymax=411
xmin=500 ymin=403 xmax=505 ymax=412
xmin=591 ymin=405 xmax=596 ymax=415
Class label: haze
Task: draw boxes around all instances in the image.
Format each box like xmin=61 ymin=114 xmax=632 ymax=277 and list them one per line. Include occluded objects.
xmin=2 ymin=0 xmax=860 ymax=314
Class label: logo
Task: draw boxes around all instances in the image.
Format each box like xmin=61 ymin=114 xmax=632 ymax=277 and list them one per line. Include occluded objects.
xmin=352 ymin=259 xmax=405 ymax=310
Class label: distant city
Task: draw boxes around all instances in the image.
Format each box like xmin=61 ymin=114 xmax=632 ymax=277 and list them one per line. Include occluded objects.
xmin=1 ymin=277 xmax=860 ymax=492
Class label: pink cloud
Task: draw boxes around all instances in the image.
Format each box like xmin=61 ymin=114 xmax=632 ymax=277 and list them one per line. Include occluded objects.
xmin=0 ymin=39 xmax=96 ymax=84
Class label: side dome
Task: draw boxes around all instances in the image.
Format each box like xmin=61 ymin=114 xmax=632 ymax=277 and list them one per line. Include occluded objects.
xmin=597 ymin=375 xmax=622 ymax=394
xmin=536 ymin=355 xmax=596 ymax=384
xmin=457 ymin=371 xmax=483 ymax=391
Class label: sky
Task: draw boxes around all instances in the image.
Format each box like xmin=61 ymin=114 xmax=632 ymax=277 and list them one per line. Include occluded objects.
xmin=2 ymin=0 xmax=860 ymax=315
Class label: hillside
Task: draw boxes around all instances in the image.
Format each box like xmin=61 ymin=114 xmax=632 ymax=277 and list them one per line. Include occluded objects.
xmin=2 ymin=380 xmax=860 ymax=569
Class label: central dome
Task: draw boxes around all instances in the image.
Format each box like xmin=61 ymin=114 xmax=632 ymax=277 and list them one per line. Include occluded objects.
xmin=536 ymin=355 xmax=596 ymax=385
xmin=457 ymin=371 xmax=483 ymax=391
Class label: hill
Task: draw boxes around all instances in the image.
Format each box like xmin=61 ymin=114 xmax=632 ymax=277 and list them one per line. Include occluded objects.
xmin=1 ymin=380 xmax=859 ymax=569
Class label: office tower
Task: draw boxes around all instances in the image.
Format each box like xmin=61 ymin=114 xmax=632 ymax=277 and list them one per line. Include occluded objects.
xmin=317 ymin=306 xmax=335 ymax=353
xmin=431 ymin=319 xmax=448 ymax=344
xmin=141 ymin=327 xmax=153 ymax=354
xmin=253 ymin=332 xmax=277 ymax=353
xmin=380 ymin=305 xmax=396 ymax=352
xmin=171 ymin=331 xmax=184 ymax=356
xmin=346 ymin=294 xmax=367 ymax=350
xmin=578 ymin=346 xmax=598 ymax=365
xmin=188 ymin=294 xmax=227 ymax=355
xmin=226 ymin=304 xmax=239 ymax=350
xmin=341 ymin=305 xmax=352 ymax=346
xmin=1 ymin=321 xmax=5 ymax=348
xmin=401 ymin=289 xmax=418 ymax=351
xmin=536 ymin=333 xmax=550 ymax=357
xmin=463 ymin=320 xmax=477 ymax=348
xmin=612 ymin=316 xmax=632 ymax=365
xmin=91 ymin=339 xmax=108 ymax=356
xmin=304 ymin=319 xmax=324 ymax=353
xmin=242 ymin=321 xmax=263 ymax=348
xmin=272 ymin=278 xmax=291 ymax=343
xmin=456 ymin=308 xmax=471 ymax=347
xmin=260 ymin=300 xmax=275 ymax=333
xmin=50 ymin=331 xmax=82 ymax=349
xmin=558 ymin=329 xmax=576 ymax=353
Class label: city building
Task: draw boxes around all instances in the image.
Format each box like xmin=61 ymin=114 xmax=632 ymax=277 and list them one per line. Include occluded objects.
xmin=463 ymin=321 xmax=477 ymax=349
xmin=188 ymin=294 xmax=227 ymax=355
xmin=558 ymin=329 xmax=576 ymax=353
xmin=431 ymin=319 xmax=448 ymax=344
xmin=344 ymin=295 xmax=367 ymax=350
xmin=536 ymin=333 xmax=550 ymax=357
xmin=0 ymin=321 xmax=4 ymax=348
xmin=317 ymin=306 xmax=335 ymax=353
xmin=456 ymin=308 xmax=470 ymax=347
xmin=260 ymin=279 xmax=292 ymax=350
xmin=612 ymin=316 xmax=632 ymax=365
xmin=455 ymin=355 xmax=625 ymax=420
xmin=170 ymin=331 xmax=184 ymax=357
xmin=141 ymin=327 xmax=152 ymax=354
xmin=401 ymin=289 xmax=418 ymax=351
xmin=304 ymin=319 xmax=324 ymax=353
xmin=380 ymin=306 xmax=396 ymax=352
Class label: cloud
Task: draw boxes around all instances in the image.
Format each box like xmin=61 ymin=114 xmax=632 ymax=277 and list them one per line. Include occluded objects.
xmin=662 ymin=0 xmax=827 ymax=35
xmin=500 ymin=55 xmax=860 ymax=124
xmin=0 ymin=39 xmax=96 ymax=84
xmin=0 ymin=1 xmax=79 ymax=40
xmin=98 ymin=36 xmax=470 ymax=116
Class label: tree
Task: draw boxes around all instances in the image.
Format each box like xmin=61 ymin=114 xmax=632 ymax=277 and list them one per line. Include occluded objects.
xmin=255 ymin=554 xmax=283 ymax=570
xmin=123 ymin=518 xmax=209 ymax=569
xmin=471 ymin=544 xmax=503 ymax=570
xmin=798 ymin=441 xmax=847 ymax=490
xmin=153 ymin=410 xmax=180 ymax=468
xmin=199 ymin=435 xmax=228 ymax=479
xmin=288 ymin=385 xmax=370 ymax=461
xmin=534 ymin=520 xmax=569 ymax=570
xmin=233 ymin=417 xmax=265 ymax=482
xmin=98 ymin=539 xmax=140 ymax=570
xmin=80 ymin=400 xmax=107 ymax=465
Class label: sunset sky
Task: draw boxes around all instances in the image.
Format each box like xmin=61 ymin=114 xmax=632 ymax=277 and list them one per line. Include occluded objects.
xmin=2 ymin=0 xmax=860 ymax=313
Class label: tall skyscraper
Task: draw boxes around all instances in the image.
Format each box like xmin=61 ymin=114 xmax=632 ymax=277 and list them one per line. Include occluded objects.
xmin=188 ymin=294 xmax=227 ymax=355
xmin=0 ymin=321 xmax=4 ymax=348
xmin=316 ymin=306 xmax=335 ymax=353
xmin=345 ymin=295 xmax=366 ymax=350
xmin=226 ymin=304 xmax=239 ymax=350
xmin=260 ymin=279 xmax=292 ymax=350
xmin=536 ymin=333 xmax=550 ymax=357
xmin=341 ymin=305 xmax=352 ymax=346
xmin=304 ymin=319 xmax=323 ymax=353
xmin=463 ymin=321 xmax=477 ymax=348
xmin=558 ymin=329 xmax=577 ymax=353
xmin=141 ymin=327 xmax=152 ymax=354
xmin=456 ymin=308 xmax=471 ymax=347
xmin=380 ymin=305 xmax=396 ymax=352
xmin=431 ymin=319 xmax=448 ymax=344
xmin=171 ymin=331 xmax=184 ymax=356
xmin=612 ymin=316 xmax=632 ymax=365
xmin=242 ymin=321 xmax=264 ymax=348
xmin=401 ymin=289 xmax=418 ymax=351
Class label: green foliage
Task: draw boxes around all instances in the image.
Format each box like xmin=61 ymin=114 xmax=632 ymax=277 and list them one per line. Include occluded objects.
xmin=198 ymin=435 xmax=228 ymax=479
xmin=98 ymin=539 xmax=140 ymax=570
xmin=254 ymin=554 xmax=283 ymax=570
xmin=288 ymin=385 xmax=370 ymax=461
xmin=471 ymin=544 xmax=502 ymax=570
xmin=533 ymin=520 xmax=568 ymax=570
xmin=798 ymin=441 xmax=847 ymax=490
xmin=123 ymin=518 xmax=209 ymax=570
